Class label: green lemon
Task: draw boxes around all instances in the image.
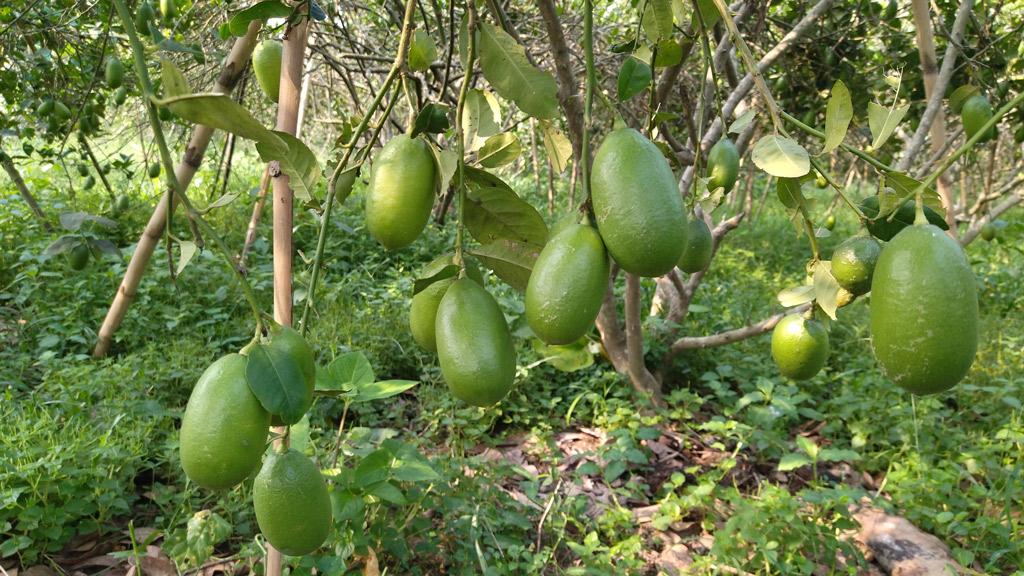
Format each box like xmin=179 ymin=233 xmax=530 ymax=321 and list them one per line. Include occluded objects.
xmin=253 ymin=40 xmax=283 ymax=103
xmin=77 ymin=164 xmax=90 ymax=177
xmin=980 ymin=222 xmax=996 ymax=241
xmin=114 ymin=194 xmax=131 ymax=213
xmin=771 ymin=314 xmax=829 ymax=380
xmin=409 ymin=254 xmax=483 ymax=353
xmin=677 ymin=218 xmax=713 ymax=273
xmin=815 ymin=175 xmax=828 ymax=189
xmin=158 ymin=107 xmax=173 ymax=121
xmin=36 ymin=99 xmax=55 ymax=117
xmin=148 ymin=162 xmax=161 ymax=178
xmin=591 ymin=128 xmax=687 ymax=277
xmin=706 ymin=137 xmax=740 ymax=194
xmin=113 ymin=86 xmax=128 ymax=106
xmin=83 ymin=175 xmax=96 ymax=190
xmin=870 ymin=224 xmax=978 ymax=394
xmin=961 ymin=93 xmax=996 ymax=143
xmin=52 ymin=102 xmax=71 ymax=123
xmin=67 ymin=243 xmax=91 ymax=270
xmin=180 ymin=354 xmax=270 ymax=489
xmin=525 ymin=224 xmax=609 ymax=345
xmin=824 ymin=214 xmax=836 ymax=231
xmin=435 ymin=278 xmax=516 ymax=406
xmin=136 ymin=2 xmax=156 ymax=33
xmin=859 ymin=195 xmax=948 ymax=241
xmin=365 ymin=135 xmax=436 ymax=250
xmin=830 ymin=235 xmax=881 ymax=295
xmin=159 ymin=0 xmax=177 ymax=22
xmin=105 ymin=58 xmax=124 ymax=89
xmin=253 ymin=449 xmax=332 ymax=556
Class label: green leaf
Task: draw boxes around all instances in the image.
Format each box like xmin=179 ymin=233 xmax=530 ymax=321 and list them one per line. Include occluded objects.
xmin=777 ymin=284 xmax=815 ymax=308
xmin=477 ymin=132 xmax=521 ymax=168
xmin=617 ymin=56 xmax=651 ymax=101
xmin=728 ymin=109 xmax=755 ymax=134
xmin=795 ymin=435 xmax=819 ymax=458
xmin=818 ymin=448 xmax=859 ymax=462
xmin=160 ymin=58 xmax=191 ymax=98
xmin=353 ymin=449 xmax=391 ymax=487
xmin=317 ymin=351 xmax=375 ymax=392
xmin=531 ymin=339 xmax=595 ymax=372
xmin=431 ymin=146 xmax=458 ymax=195
xmin=653 ymin=39 xmax=683 ymax=68
xmin=289 ymin=414 xmax=311 ymax=455
xmin=751 ymin=135 xmax=810 ymax=177
xmin=822 ymin=80 xmax=852 ymax=153
xmin=391 ymin=457 xmax=440 ymax=482
xmin=176 ymin=240 xmax=197 ymax=275
xmin=245 ymin=343 xmax=311 ymax=424
xmin=540 ymin=120 xmax=572 ymax=173
xmin=43 ymin=235 xmax=80 ymax=256
xmin=156 ymin=93 xmax=279 ymax=143
xmin=411 ymin=102 xmax=450 ymax=138
xmin=463 ymin=89 xmax=502 ymax=152
xmin=59 ymin=211 xmax=116 ymax=231
xmin=641 ymin=0 xmax=674 ymax=42
xmin=227 ymin=1 xmax=291 ymax=37
xmin=469 ymin=238 xmax=542 ymax=292
xmin=885 ymin=172 xmax=941 ymax=211
xmin=255 ymin=131 xmax=322 ymax=203
xmin=367 ymin=481 xmax=407 ymax=505
xmin=777 ymin=453 xmax=812 ymax=471
xmin=352 ymin=380 xmax=419 ymax=403
xmin=693 ymin=0 xmax=721 ymax=28
xmin=776 ymin=177 xmax=806 ymax=209
xmin=812 ymin=260 xmax=842 ymax=320
xmin=408 ymin=29 xmax=438 ymax=72
xmin=412 ymin=264 xmax=459 ymax=296
xmin=464 ymin=167 xmax=548 ymax=246
xmin=603 ymin=460 xmax=628 ymax=483
xmin=949 ymin=85 xmax=980 ymax=114
xmin=867 ymin=101 xmax=909 ymax=150
xmin=477 ymin=22 xmax=559 ymax=119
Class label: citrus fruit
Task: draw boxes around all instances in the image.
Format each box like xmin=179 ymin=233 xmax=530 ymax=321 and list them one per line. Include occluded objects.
xmin=113 ymin=86 xmax=128 ymax=106
xmin=136 ymin=2 xmax=155 ymax=33
xmin=409 ymin=254 xmax=483 ymax=353
xmin=114 ymin=194 xmax=131 ymax=213
xmin=158 ymin=107 xmax=172 ymax=121
xmin=435 ymin=278 xmax=515 ymax=406
xmin=36 ymin=99 xmax=55 ymax=117
xmin=771 ymin=314 xmax=829 ymax=380
xmin=870 ymin=224 xmax=978 ymax=394
xmin=67 ymin=243 xmax=91 ymax=270
xmin=526 ymin=223 xmax=609 ymax=345
xmin=677 ymin=218 xmax=713 ymax=273
xmin=52 ymin=102 xmax=71 ymax=123
xmin=253 ymin=449 xmax=332 ymax=556
xmin=706 ymin=137 xmax=739 ymax=194
xmin=253 ymin=40 xmax=283 ymax=103
xmin=105 ymin=58 xmax=124 ymax=89
xmin=83 ymin=175 xmax=95 ymax=190
xmin=179 ymin=353 xmax=270 ymax=489
xmin=859 ymin=195 xmax=948 ymax=241
xmin=961 ymin=93 xmax=996 ymax=143
xmin=148 ymin=162 xmax=161 ymax=178
xmin=981 ymin=222 xmax=996 ymax=241
xmin=365 ymin=135 xmax=436 ymax=250
xmin=824 ymin=214 xmax=836 ymax=231
xmin=591 ymin=128 xmax=687 ymax=277
xmin=830 ymin=235 xmax=881 ymax=295
xmin=815 ymin=175 xmax=828 ymax=189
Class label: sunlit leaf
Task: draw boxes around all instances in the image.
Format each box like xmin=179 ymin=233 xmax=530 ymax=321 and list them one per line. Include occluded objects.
xmin=617 ymin=56 xmax=651 ymax=101
xmin=751 ymin=135 xmax=810 ymax=177
xmin=822 ymin=80 xmax=851 ymax=153
xmin=867 ymin=101 xmax=909 ymax=150
xmin=477 ymin=132 xmax=521 ymax=168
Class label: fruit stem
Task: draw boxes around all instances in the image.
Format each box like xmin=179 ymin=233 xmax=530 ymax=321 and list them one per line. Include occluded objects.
xmin=453 ymin=0 xmax=479 ymax=270
xmin=300 ymin=0 xmax=419 ymax=333
xmin=581 ymin=0 xmax=595 ymax=212
xmin=110 ymin=0 xmax=264 ymax=335
xmin=798 ymin=203 xmax=820 ymax=260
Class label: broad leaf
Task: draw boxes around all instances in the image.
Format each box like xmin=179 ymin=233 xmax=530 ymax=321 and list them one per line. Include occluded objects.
xmin=531 ymin=339 xmax=595 ymax=373
xmin=59 ymin=212 xmax=115 ymax=231
xmin=156 ymin=93 xmax=278 ymax=143
xmin=477 ymin=132 xmax=521 ymax=168
xmin=777 ymin=284 xmax=815 ymax=308
xmin=795 ymin=435 xmax=819 ymax=458
xmin=641 ymin=0 xmax=674 ymax=42
xmin=227 ymin=1 xmax=291 ymax=37
xmin=477 ymin=22 xmax=559 ymax=119
xmin=885 ymin=172 xmax=942 ymax=213
xmin=205 ymin=191 xmax=241 ymax=211
xmin=752 ymin=136 xmax=810 ymax=177
xmin=316 ymin=350 xmax=375 ymax=392
xmin=777 ymin=453 xmax=812 ymax=472
xmin=617 ymin=56 xmax=651 ymax=102
xmin=367 ymin=481 xmax=407 ymax=505
xmin=949 ymin=85 xmax=980 ymax=114
xmin=464 ymin=167 xmax=548 ymax=246
xmin=653 ymin=39 xmax=683 ymax=68
xmin=88 ymin=238 xmax=120 ymax=257
xmin=412 ymin=264 xmax=458 ymax=296
xmin=867 ymin=101 xmax=909 ymax=150
xmin=812 ymin=261 xmax=842 ymax=320
xmin=462 ymin=89 xmax=501 ymax=152
xmin=352 ymin=380 xmax=419 ymax=403
xmin=431 ymin=146 xmax=458 ymax=195
xmin=822 ymin=80 xmax=852 ymax=153
xmin=43 ymin=235 xmax=80 ymax=256
xmin=775 ymin=177 xmax=806 ymax=209
xmin=255 ymin=131 xmax=322 ymax=203
xmin=160 ymin=59 xmax=191 ymax=98
xmin=469 ymin=239 xmax=542 ymax=292
xmin=693 ymin=0 xmax=721 ymax=28
xmin=176 ymin=240 xmax=197 ymax=275
xmin=246 ymin=343 xmax=312 ymax=424
xmin=408 ymin=29 xmax=438 ymax=72
xmin=540 ymin=120 xmax=572 ymax=173
xmin=411 ymin=102 xmax=450 ymax=138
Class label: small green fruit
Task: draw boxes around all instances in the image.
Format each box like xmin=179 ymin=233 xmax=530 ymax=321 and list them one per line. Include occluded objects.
xmin=253 ymin=450 xmax=332 ymax=556
xmin=105 ymin=58 xmax=124 ymax=89
xmin=830 ymin=235 xmax=881 ymax=295
xmin=253 ymin=40 xmax=283 ymax=103
xmin=771 ymin=314 xmax=829 ymax=380
xmin=114 ymin=194 xmax=131 ymax=213
xmin=159 ymin=0 xmax=177 ymax=22
xmin=179 ymin=354 xmax=271 ymax=489
xmin=824 ymin=214 xmax=836 ymax=231
xmin=859 ymin=196 xmax=948 ymax=241
xmin=961 ymin=94 xmax=996 ymax=143
xmin=706 ymin=137 xmax=740 ymax=194
xmin=409 ymin=254 xmax=483 ymax=353
xmin=365 ymin=135 xmax=436 ymax=250
xmin=113 ymin=86 xmax=128 ymax=106
xmin=52 ymin=102 xmax=71 ymax=123
xmin=436 ymin=278 xmax=516 ymax=406
xmin=677 ymin=218 xmax=713 ymax=273
xmin=67 ymin=243 xmax=91 ymax=270
xmin=148 ymin=162 xmax=161 ymax=178
xmin=83 ymin=175 xmax=96 ymax=190
xmin=136 ymin=2 xmax=156 ymax=33
xmin=525 ymin=224 xmax=610 ymax=345
xmin=980 ymin=222 xmax=996 ymax=242
xmin=37 ymin=99 xmax=55 ymax=117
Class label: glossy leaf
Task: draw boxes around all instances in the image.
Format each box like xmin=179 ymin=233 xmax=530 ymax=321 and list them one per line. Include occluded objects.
xmin=412 ymin=264 xmax=459 ymax=296
xmin=777 ymin=284 xmax=815 ymax=308
xmin=245 ymin=343 xmax=310 ymax=424
xmin=352 ymin=380 xmax=419 ymax=403
xmin=617 ymin=57 xmax=651 ymax=101
xmin=408 ymin=29 xmax=437 ymax=72
xmin=477 ymin=22 xmax=558 ymax=119
xmin=812 ymin=261 xmax=842 ymax=320
xmin=469 ymin=238 xmax=542 ymax=292
xmin=227 ymin=1 xmax=291 ymax=36
xmin=477 ymin=132 xmax=521 ymax=168
xmin=464 ymin=167 xmax=547 ymax=246
xmin=411 ymin=102 xmax=450 ymax=138
xmin=316 ymin=350 xmax=375 ymax=392
xmin=540 ymin=120 xmax=572 ymax=173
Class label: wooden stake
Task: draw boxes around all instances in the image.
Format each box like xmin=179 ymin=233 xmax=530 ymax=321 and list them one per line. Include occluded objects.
xmin=92 ymin=22 xmax=261 ymax=357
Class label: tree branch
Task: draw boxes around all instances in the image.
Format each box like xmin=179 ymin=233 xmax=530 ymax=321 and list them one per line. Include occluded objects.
xmin=664 ymin=303 xmax=811 ymax=361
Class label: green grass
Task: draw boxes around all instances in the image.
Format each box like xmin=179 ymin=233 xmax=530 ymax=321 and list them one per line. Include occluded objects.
xmin=2 ymin=155 xmax=1023 ymax=574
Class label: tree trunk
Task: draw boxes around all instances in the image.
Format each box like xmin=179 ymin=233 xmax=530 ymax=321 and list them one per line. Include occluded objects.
xmin=93 ymin=21 xmax=262 ymax=357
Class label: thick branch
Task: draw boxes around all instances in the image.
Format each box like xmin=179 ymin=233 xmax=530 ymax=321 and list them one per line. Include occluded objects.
xmin=664 ymin=303 xmax=811 ymax=360
xmin=0 ymin=147 xmax=52 ymax=231
xmin=536 ymin=0 xmax=584 ymax=163
xmin=625 ymin=273 xmax=661 ymax=404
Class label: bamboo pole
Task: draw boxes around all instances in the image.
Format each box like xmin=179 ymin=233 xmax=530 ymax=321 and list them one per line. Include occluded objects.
xmin=266 ymin=15 xmax=309 ymax=576
xmin=92 ymin=21 xmax=262 ymax=357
